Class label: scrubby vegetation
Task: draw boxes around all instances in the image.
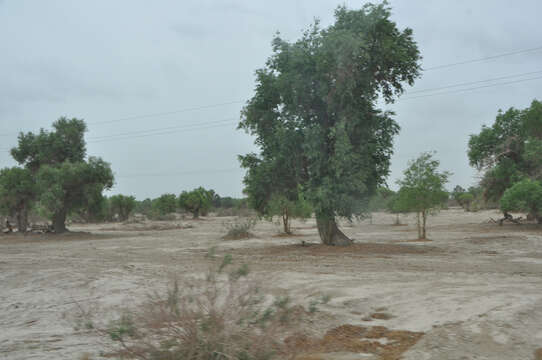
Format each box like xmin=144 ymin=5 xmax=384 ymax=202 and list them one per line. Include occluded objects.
xmin=79 ymin=255 xmax=301 ymax=360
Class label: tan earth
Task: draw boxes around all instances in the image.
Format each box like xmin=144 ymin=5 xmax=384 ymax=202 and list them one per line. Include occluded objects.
xmin=2 ymin=208 xmax=542 ymax=359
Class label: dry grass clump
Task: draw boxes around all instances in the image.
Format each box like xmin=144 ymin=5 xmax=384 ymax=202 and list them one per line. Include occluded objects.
xmin=82 ymin=254 xmax=301 ymax=360
xmin=222 ymin=217 xmax=258 ymax=240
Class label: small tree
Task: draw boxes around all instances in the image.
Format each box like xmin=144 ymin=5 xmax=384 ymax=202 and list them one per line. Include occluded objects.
xmin=500 ymin=179 xmax=542 ymax=223
xmin=152 ymin=194 xmax=178 ymax=216
xmin=110 ymin=195 xmax=137 ymax=221
xmin=265 ymin=192 xmax=312 ymax=234
xmin=179 ymin=187 xmax=213 ymax=219
xmin=457 ymin=192 xmax=475 ymax=211
xmin=0 ymin=167 xmax=36 ymax=232
xmin=396 ymin=152 xmax=450 ymax=239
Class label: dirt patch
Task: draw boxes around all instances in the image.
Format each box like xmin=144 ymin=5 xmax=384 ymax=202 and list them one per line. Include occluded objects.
xmin=371 ymin=313 xmax=394 ymax=320
xmin=535 ymin=348 xmax=542 ymax=360
xmin=287 ymin=324 xmax=423 ymax=360
xmin=467 ymin=235 xmax=527 ymax=245
xmin=99 ymin=223 xmax=191 ymax=231
xmin=237 ymin=243 xmax=441 ymax=258
xmin=272 ymin=233 xmax=311 ymax=238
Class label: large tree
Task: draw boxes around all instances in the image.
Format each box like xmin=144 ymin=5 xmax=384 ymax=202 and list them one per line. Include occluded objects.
xmin=238 ymin=3 xmax=421 ymax=245
xmin=10 ymin=117 xmax=114 ymax=233
xmin=468 ymin=100 xmax=542 ymax=206
xmin=0 ymin=167 xmax=36 ymax=233
xmin=37 ymin=158 xmax=113 ymax=232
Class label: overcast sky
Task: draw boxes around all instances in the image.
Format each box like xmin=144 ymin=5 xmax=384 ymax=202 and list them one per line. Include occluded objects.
xmin=1 ymin=0 xmax=542 ymax=199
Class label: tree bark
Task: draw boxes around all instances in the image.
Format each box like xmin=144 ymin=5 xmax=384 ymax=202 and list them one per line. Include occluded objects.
xmin=282 ymin=207 xmax=291 ymax=234
xmin=16 ymin=203 xmax=29 ymax=233
xmin=421 ymin=210 xmax=427 ymax=239
xmin=53 ymin=208 xmax=68 ymax=233
xmin=316 ymin=214 xmax=352 ymax=246
xmin=416 ymin=212 xmax=421 ymax=239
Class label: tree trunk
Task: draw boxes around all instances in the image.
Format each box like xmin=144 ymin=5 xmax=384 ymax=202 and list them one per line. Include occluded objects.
xmin=395 ymin=213 xmax=400 ymax=225
xmin=316 ymin=214 xmax=352 ymax=246
xmin=53 ymin=209 xmax=68 ymax=233
xmin=193 ymin=209 xmax=199 ymax=219
xmin=416 ymin=212 xmax=421 ymax=239
xmin=421 ymin=210 xmax=427 ymax=239
xmin=16 ymin=204 xmax=28 ymax=234
xmin=282 ymin=207 xmax=291 ymax=234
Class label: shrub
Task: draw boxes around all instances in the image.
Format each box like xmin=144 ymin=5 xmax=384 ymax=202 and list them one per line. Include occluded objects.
xmin=81 ymin=255 xmax=300 ymax=360
xmin=222 ymin=217 xmax=258 ymax=240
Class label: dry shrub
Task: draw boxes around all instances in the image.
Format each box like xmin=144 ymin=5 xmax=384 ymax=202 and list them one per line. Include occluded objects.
xmin=222 ymin=217 xmax=258 ymax=240
xmin=87 ymin=254 xmax=300 ymax=360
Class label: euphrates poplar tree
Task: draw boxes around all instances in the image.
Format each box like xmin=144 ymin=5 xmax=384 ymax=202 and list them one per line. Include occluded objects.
xmin=239 ymin=3 xmax=421 ymax=245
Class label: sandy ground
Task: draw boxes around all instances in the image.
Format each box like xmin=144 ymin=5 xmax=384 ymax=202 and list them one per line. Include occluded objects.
xmin=1 ymin=208 xmax=542 ymax=359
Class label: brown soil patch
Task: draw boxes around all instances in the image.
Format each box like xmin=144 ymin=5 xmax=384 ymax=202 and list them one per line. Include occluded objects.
xmin=535 ymin=348 xmax=542 ymax=360
xmin=287 ymin=324 xmax=423 ymax=360
xmin=238 ymin=243 xmax=441 ymax=258
xmin=272 ymin=233 xmax=311 ymax=238
xmin=371 ymin=312 xmax=394 ymax=320
xmin=467 ymin=235 xmax=526 ymax=245
xmin=99 ymin=223 xmax=191 ymax=231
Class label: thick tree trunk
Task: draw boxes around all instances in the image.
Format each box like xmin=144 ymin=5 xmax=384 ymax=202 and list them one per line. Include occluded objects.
xmin=16 ymin=204 xmax=28 ymax=234
xmin=316 ymin=214 xmax=352 ymax=246
xmin=421 ymin=211 xmax=427 ymax=239
xmin=282 ymin=207 xmax=291 ymax=234
xmin=53 ymin=209 xmax=68 ymax=233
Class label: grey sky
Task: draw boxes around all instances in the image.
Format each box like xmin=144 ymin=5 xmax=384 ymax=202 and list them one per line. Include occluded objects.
xmin=1 ymin=0 xmax=541 ymax=199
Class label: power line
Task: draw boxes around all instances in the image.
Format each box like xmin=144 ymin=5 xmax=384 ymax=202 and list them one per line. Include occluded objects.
xmin=399 ymin=74 xmax=542 ymax=101
xmin=87 ymin=118 xmax=236 ymax=141
xmin=424 ymin=45 xmax=542 ymax=71
xmin=0 ymin=100 xmax=244 ymax=137
xmin=89 ymin=121 xmax=237 ymax=144
xmin=407 ymin=69 xmax=542 ymax=94
xmin=116 ymin=168 xmax=241 ymax=178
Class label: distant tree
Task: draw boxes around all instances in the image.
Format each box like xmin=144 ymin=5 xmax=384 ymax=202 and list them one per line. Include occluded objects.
xmin=135 ymin=198 xmax=153 ymax=216
xmin=457 ymin=192 xmax=475 ymax=211
xmin=37 ymin=158 xmax=114 ymax=232
xmin=500 ymin=179 xmax=542 ymax=223
xmin=395 ymin=152 xmax=450 ymax=239
xmin=179 ymin=187 xmax=213 ymax=218
xmin=10 ymin=117 xmax=114 ymax=233
xmin=152 ymin=194 xmax=178 ymax=216
xmin=239 ymin=3 xmax=421 ymax=245
xmin=0 ymin=167 xmax=36 ymax=232
xmin=110 ymin=195 xmax=137 ymax=221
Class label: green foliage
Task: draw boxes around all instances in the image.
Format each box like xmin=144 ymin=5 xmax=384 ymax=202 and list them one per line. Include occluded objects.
xmin=368 ymin=187 xmax=396 ymax=212
xmin=9 ymin=117 xmax=114 ymax=232
xmin=0 ymin=167 xmax=36 ymax=231
xmin=152 ymin=194 xmax=178 ymax=216
xmin=222 ymin=217 xmax=258 ymax=240
xmin=36 ymin=157 xmax=114 ymax=231
xmin=395 ymin=152 xmax=450 ymax=239
xmin=468 ymin=100 xmax=542 ymax=204
xmin=110 ymin=194 xmax=137 ymax=221
xmin=500 ymin=179 xmax=542 ymax=223
xmin=238 ymin=3 xmax=420 ymax=245
xmin=264 ymin=191 xmax=312 ymax=234
xmin=457 ymin=192 xmax=475 ymax=211
xmin=178 ymin=187 xmax=213 ymax=218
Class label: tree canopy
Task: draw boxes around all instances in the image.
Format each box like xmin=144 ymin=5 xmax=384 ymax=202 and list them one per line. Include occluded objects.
xmin=468 ymin=100 xmax=542 ymax=204
xmin=9 ymin=117 xmax=114 ymax=233
xmin=238 ymin=3 xmax=421 ymax=245
xmin=110 ymin=195 xmax=137 ymax=221
xmin=500 ymin=179 xmax=542 ymax=223
xmin=179 ymin=187 xmax=213 ymax=218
